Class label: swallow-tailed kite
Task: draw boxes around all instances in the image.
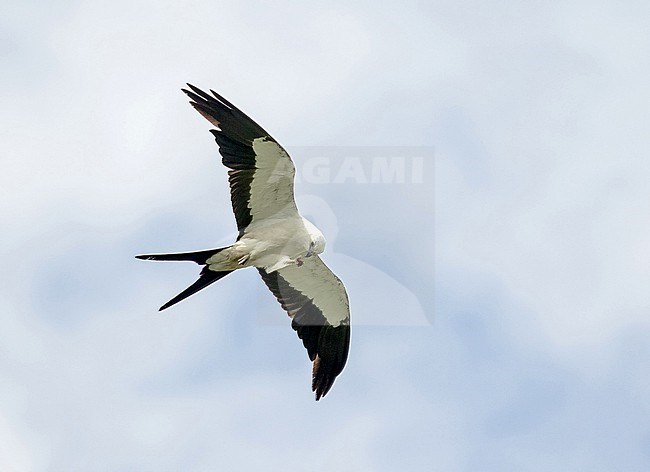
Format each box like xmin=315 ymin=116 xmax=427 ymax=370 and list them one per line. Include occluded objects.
xmin=136 ymin=85 xmax=350 ymax=400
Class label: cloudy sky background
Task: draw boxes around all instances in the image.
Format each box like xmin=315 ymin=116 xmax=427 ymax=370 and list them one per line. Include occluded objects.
xmin=2 ymin=0 xmax=650 ymax=470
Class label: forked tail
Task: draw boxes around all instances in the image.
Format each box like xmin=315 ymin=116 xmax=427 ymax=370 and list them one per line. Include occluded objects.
xmin=135 ymin=246 xmax=233 ymax=311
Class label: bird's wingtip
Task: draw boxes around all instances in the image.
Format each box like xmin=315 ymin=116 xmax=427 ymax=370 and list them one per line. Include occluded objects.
xmin=184 ymin=83 xmax=205 ymax=96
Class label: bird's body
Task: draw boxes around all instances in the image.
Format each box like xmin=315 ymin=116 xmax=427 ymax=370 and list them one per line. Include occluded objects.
xmin=206 ymin=216 xmax=323 ymax=272
xmin=137 ymin=85 xmax=350 ymax=400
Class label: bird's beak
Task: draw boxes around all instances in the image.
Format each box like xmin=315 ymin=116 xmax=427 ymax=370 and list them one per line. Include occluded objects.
xmin=306 ymin=248 xmax=314 ymax=257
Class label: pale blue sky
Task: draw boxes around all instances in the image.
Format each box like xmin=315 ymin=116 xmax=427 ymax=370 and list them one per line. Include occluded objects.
xmin=2 ymin=1 xmax=650 ymax=470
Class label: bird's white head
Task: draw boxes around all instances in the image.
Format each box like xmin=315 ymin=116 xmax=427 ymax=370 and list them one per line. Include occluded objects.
xmin=303 ymin=218 xmax=326 ymax=257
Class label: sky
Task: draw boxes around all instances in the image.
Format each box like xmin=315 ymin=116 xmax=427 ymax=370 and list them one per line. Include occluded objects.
xmin=2 ymin=0 xmax=650 ymax=470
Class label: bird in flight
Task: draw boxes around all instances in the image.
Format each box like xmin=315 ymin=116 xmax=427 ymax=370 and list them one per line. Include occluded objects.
xmin=136 ymin=84 xmax=350 ymax=400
